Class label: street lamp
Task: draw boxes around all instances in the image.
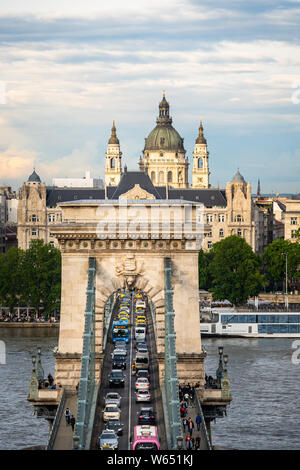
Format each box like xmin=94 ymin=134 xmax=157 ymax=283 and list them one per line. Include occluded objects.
xmin=216 ymin=346 xmax=224 ymax=387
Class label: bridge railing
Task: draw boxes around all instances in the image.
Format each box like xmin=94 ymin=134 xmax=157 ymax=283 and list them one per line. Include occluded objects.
xmin=149 ymin=300 xmax=157 ymax=344
xmin=194 ymin=389 xmax=212 ymax=450
xmin=47 ymin=388 xmax=66 ymax=450
xmin=102 ymin=293 xmax=115 ymax=352
xmin=164 ymin=257 xmax=183 ymax=450
xmin=73 ymin=257 xmax=96 ymax=450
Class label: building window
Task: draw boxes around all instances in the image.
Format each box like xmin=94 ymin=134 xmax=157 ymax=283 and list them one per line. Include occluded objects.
xmin=167 ymin=171 xmax=172 ymax=183
xmin=219 ymin=229 xmax=224 ymax=237
xmin=49 ymin=232 xmax=53 ymax=237
xmin=151 ymin=171 xmax=155 ymax=184
xmin=48 ymin=214 xmax=55 ymax=223
xmin=207 ymin=241 xmax=212 ymax=249
xmin=159 ymin=171 xmax=164 ymax=184
xmin=291 ymin=217 xmax=297 ymax=225
xmin=198 ymin=158 xmax=203 ymax=169
xmin=160 ymin=137 xmax=165 ymax=146
xmin=111 ymin=158 xmax=115 ymax=169
xmin=206 ymin=214 xmax=213 ymax=223
xmin=49 ymin=241 xmax=54 ymax=247
xmin=32 ymin=214 xmax=37 ymax=223
xmin=218 ymin=214 xmax=225 ymax=223
xmin=237 ymin=229 xmax=242 ymax=236
xmin=31 ymin=229 xmax=37 ymax=236
xmin=291 ymin=230 xmax=297 ymax=238
xmin=235 ymin=214 xmax=244 ymax=223
xmin=208 ymin=230 xmax=212 ymax=238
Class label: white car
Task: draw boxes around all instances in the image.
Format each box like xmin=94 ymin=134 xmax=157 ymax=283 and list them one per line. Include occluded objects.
xmin=105 ymin=392 xmax=122 ymax=408
xmin=136 ymin=389 xmax=151 ymax=403
xmin=103 ymin=404 xmax=121 ymax=422
xmin=135 ymin=377 xmax=150 ymax=391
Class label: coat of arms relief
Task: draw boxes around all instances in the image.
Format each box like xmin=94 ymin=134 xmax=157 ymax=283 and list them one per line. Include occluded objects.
xmin=115 ymin=253 xmax=144 ymax=289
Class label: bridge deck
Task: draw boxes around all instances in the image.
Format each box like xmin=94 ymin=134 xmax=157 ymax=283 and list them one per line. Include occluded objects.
xmin=52 ymin=391 xmax=78 ymax=450
xmin=91 ymin=291 xmax=167 ymax=450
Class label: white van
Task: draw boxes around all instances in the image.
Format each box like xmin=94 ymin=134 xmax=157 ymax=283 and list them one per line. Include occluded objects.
xmin=135 ymin=326 xmax=146 ymax=341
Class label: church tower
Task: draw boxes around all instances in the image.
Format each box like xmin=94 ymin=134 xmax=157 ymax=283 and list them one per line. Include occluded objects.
xmin=105 ymin=121 xmax=122 ymax=186
xmin=192 ymin=120 xmax=210 ymax=188
xmin=140 ymin=92 xmax=189 ymax=188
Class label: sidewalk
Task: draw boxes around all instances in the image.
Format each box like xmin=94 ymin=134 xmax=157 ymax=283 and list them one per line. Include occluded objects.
xmin=52 ymin=391 xmax=78 ymax=450
xmin=181 ymin=396 xmax=209 ymax=450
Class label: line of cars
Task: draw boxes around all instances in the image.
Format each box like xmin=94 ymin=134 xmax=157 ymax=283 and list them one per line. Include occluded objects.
xmin=131 ymin=292 xmax=160 ymax=450
xmin=98 ymin=290 xmax=160 ymax=450
xmin=99 ymin=291 xmax=131 ymax=450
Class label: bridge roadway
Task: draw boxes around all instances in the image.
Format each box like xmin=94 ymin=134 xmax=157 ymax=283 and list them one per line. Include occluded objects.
xmin=91 ymin=291 xmax=167 ymax=450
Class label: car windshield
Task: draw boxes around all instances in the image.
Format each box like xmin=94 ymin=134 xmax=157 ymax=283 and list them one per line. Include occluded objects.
xmin=107 ymin=419 xmax=120 ymax=425
xmin=135 ymin=443 xmax=158 ymax=450
xmin=106 ymin=393 xmax=119 ymax=399
xmin=106 ymin=406 xmax=118 ymax=412
xmin=137 ymin=378 xmax=148 ymax=382
xmin=138 ymin=390 xmax=149 ymax=395
xmin=101 ymin=432 xmax=116 ymax=439
xmin=111 ymin=371 xmax=123 ymax=377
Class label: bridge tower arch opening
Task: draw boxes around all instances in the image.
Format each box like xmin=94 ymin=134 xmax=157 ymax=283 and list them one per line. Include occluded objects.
xmin=52 ymin=200 xmax=206 ymax=391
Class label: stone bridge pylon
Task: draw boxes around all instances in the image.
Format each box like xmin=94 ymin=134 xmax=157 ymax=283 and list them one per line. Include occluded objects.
xmin=51 ymin=199 xmax=206 ymax=389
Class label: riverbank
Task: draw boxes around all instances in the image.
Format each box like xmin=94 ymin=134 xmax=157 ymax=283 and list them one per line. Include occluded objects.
xmin=0 ymin=323 xmax=59 ymax=328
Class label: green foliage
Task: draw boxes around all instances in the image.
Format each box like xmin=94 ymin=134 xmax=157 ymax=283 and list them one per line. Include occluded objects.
xmin=0 ymin=240 xmax=61 ymax=315
xmin=207 ymin=235 xmax=265 ymax=306
xmin=263 ymin=238 xmax=300 ymax=290
xmin=198 ymin=249 xmax=213 ymax=290
xmin=0 ymin=247 xmax=25 ymax=313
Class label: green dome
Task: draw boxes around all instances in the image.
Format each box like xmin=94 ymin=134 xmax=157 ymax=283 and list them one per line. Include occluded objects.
xmin=144 ymin=125 xmax=184 ymax=151
xmin=144 ymin=92 xmax=185 ymax=152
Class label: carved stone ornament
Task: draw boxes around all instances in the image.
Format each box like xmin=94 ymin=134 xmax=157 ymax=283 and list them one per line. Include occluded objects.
xmin=115 ymin=253 xmax=144 ymax=289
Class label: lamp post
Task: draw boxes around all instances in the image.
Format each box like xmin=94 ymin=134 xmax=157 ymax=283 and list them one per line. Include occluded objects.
xmin=221 ymin=354 xmax=231 ymax=399
xmin=29 ymin=355 xmax=39 ymax=400
xmin=216 ymin=346 xmax=224 ymax=387
xmin=36 ymin=346 xmax=44 ymax=383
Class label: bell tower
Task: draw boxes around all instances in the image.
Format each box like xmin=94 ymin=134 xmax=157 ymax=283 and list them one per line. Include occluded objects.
xmin=105 ymin=121 xmax=122 ymax=186
xmin=192 ymin=120 xmax=210 ymax=188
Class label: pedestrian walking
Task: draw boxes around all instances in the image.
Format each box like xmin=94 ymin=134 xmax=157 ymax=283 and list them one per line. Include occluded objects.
xmin=195 ymin=434 xmax=201 ymax=450
xmin=70 ymin=415 xmax=76 ymax=432
xmin=187 ymin=417 xmax=194 ymax=436
xmin=182 ymin=417 xmax=188 ymax=433
xmin=65 ymin=407 xmax=71 ymax=425
xmin=196 ymin=413 xmax=202 ymax=431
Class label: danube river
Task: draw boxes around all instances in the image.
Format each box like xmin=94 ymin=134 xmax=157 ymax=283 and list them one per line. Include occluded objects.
xmin=0 ymin=328 xmax=300 ymax=450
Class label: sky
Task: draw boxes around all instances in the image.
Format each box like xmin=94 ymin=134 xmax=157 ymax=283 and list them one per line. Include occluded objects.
xmin=0 ymin=0 xmax=300 ymax=193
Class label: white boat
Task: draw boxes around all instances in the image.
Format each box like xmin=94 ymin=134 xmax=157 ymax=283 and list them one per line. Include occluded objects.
xmin=200 ymin=307 xmax=300 ymax=338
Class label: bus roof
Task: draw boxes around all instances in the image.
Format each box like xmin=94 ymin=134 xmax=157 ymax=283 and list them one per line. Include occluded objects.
xmin=134 ymin=425 xmax=157 ymax=438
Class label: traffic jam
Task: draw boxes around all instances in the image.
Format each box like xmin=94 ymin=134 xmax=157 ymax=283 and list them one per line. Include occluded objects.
xmin=98 ymin=290 xmax=160 ymax=451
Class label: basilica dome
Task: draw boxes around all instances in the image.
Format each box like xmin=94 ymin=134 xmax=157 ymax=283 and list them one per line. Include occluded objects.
xmin=144 ymin=93 xmax=185 ymax=152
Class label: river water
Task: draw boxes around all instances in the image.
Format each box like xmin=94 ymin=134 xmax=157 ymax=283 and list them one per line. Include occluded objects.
xmin=0 ymin=329 xmax=299 ymax=450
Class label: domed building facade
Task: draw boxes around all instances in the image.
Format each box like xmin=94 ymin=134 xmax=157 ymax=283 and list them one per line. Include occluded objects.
xmin=139 ymin=92 xmax=189 ymax=188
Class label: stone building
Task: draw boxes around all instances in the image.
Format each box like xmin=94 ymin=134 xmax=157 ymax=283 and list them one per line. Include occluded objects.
xmin=17 ymin=93 xmax=264 ymax=253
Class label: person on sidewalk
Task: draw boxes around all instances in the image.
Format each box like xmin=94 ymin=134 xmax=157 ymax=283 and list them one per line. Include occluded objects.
xmin=195 ymin=434 xmax=201 ymax=450
xmin=70 ymin=415 xmax=76 ymax=432
xmin=187 ymin=417 xmax=194 ymax=437
xmin=182 ymin=417 xmax=188 ymax=433
xmin=65 ymin=407 xmax=71 ymax=425
xmin=196 ymin=413 xmax=202 ymax=431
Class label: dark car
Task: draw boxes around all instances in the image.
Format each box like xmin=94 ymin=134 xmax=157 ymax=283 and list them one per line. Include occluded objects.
xmin=138 ymin=407 xmax=156 ymax=425
xmin=112 ymin=354 xmax=126 ymax=370
xmin=109 ymin=369 xmax=125 ymax=388
xmin=105 ymin=418 xmax=123 ymax=436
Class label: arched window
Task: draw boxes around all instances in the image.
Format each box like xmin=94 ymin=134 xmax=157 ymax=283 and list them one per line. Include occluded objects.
xmin=151 ymin=171 xmax=156 ymax=184
xmin=110 ymin=158 xmax=115 ymax=169
xmin=167 ymin=171 xmax=172 ymax=183
xmin=235 ymin=214 xmax=244 ymax=222
xmin=159 ymin=171 xmax=164 ymax=184
xmin=198 ymin=158 xmax=203 ymax=169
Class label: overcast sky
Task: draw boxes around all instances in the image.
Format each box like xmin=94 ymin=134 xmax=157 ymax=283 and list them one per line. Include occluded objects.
xmin=0 ymin=0 xmax=299 ymax=193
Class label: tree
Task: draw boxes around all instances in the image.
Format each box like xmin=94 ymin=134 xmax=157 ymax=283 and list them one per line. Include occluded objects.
xmin=208 ymin=235 xmax=265 ymax=306
xmin=22 ymin=240 xmax=61 ymax=316
xmin=263 ymin=238 xmax=300 ymax=291
xmin=198 ymin=249 xmax=213 ymax=290
xmin=0 ymin=247 xmax=25 ymax=313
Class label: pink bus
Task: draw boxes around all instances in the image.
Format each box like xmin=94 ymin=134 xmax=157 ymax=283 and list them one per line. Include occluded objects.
xmin=132 ymin=425 xmax=160 ymax=450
